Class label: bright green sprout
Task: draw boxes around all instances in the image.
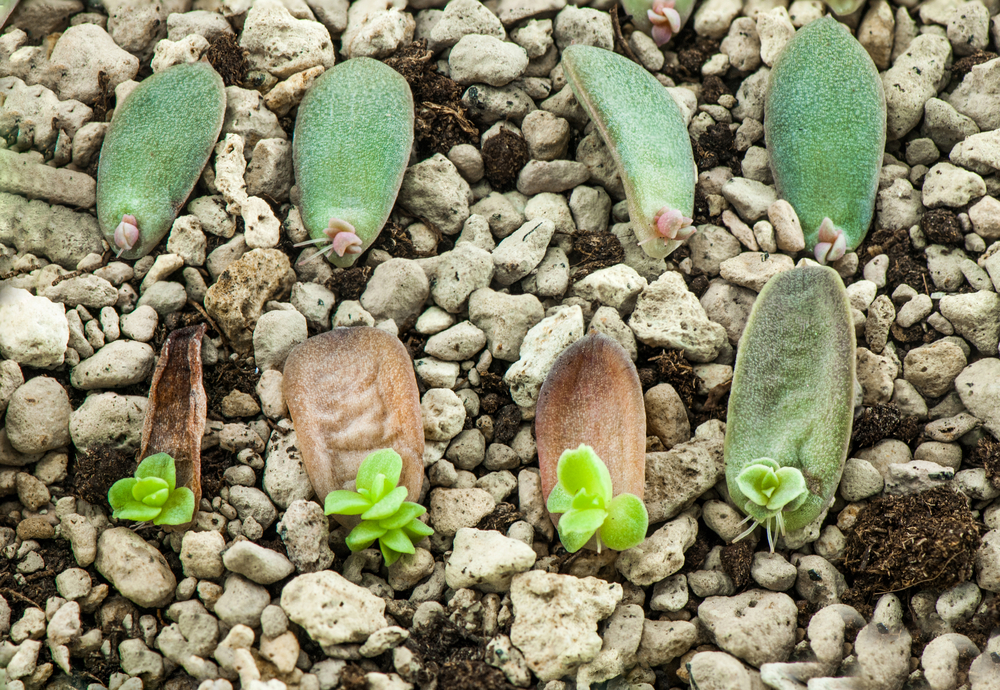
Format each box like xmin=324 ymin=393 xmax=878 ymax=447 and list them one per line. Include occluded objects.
xmin=546 ymin=444 xmax=648 ymax=553
xmin=108 ymin=452 xmax=196 ymax=526
xmin=324 ymin=449 xmax=434 ymax=566
xmin=734 ymin=457 xmax=809 ymax=552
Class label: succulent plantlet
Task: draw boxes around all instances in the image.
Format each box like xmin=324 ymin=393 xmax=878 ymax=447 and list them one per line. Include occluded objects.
xmin=620 ymin=0 xmax=696 ymax=46
xmin=324 ymin=449 xmax=434 ymax=565
xmin=536 ymin=333 xmax=648 ymax=552
xmin=764 ymin=17 xmax=886 ymax=264
xmin=282 ymin=327 xmax=424 ymax=519
xmin=292 ymin=58 xmax=414 ymax=267
xmin=561 ymin=45 xmax=695 ymax=260
xmin=97 ymin=62 xmax=225 ymax=260
xmin=108 ymin=453 xmax=196 ymax=526
xmin=725 ymin=266 xmax=855 ymax=552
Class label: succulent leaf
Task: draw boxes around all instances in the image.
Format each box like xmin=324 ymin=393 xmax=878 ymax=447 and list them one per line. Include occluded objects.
xmin=346 ymin=520 xmax=387 ymax=551
xmin=379 ymin=502 xmax=426 ymax=531
xmin=602 ymin=493 xmax=649 ymax=551
xmin=97 ymin=62 xmax=225 ymax=260
xmin=362 ymin=485 xmax=409 ymax=521
xmin=562 ymin=45 xmax=695 ymax=259
xmin=324 ymin=490 xmax=371 ymax=516
xmin=153 ymin=487 xmax=196 ymax=526
xmin=293 ymin=58 xmax=414 ymax=267
xmin=765 ymin=17 xmax=886 ymax=261
xmin=556 ymin=445 xmax=612 ymax=503
xmin=724 ymin=266 xmax=856 ymax=550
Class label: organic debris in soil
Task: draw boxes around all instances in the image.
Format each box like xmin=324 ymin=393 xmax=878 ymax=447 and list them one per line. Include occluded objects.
xmin=842 ymin=486 xmax=981 ymax=599
xmin=325 ymin=266 xmax=373 ymax=301
xmin=693 ymin=122 xmax=740 ymax=175
xmin=0 ymin=538 xmax=74 ymax=619
xmin=482 ymin=126 xmax=530 ymax=191
xmin=851 ymin=403 xmax=902 ymax=449
xmin=953 ymin=594 xmax=1000 ymax=651
xmin=571 ymin=232 xmax=625 ymax=281
xmin=383 ymin=40 xmax=479 ymax=156
xmin=372 ymin=218 xmax=418 ymax=258
xmin=69 ymin=445 xmax=138 ymax=510
xmin=477 ymin=502 xmax=523 ymax=533
xmin=720 ymin=539 xmax=753 ymax=589
xmin=951 ymin=51 xmax=998 ymax=80
xmin=700 ymin=75 xmax=731 ymax=105
xmin=662 ymin=29 xmax=719 ymax=82
xmin=93 ymin=70 xmax=113 ymax=123
xmin=921 ymin=209 xmax=964 ymax=245
xmin=438 ymin=660 xmax=515 ymax=690
xmin=970 ymin=434 xmax=1000 ymax=489
xmin=204 ymin=357 xmax=260 ymax=413
xmin=493 ymin=404 xmax=521 ymax=444
xmin=206 ymin=33 xmax=249 ymax=87
xmin=648 ymin=348 xmax=698 ymax=408
xmin=858 ymin=225 xmax=931 ymax=297
xmin=198 ymin=444 xmax=232 ymax=500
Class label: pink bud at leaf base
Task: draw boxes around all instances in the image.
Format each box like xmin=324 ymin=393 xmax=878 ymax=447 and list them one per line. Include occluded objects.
xmin=113 ymin=215 xmax=140 ymax=257
xmin=813 ymin=217 xmax=847 ymax=264
xmin=648 ymin=0 xmax=683 ymax=45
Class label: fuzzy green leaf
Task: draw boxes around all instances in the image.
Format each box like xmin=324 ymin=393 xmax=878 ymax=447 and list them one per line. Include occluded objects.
xmin=379 ymin=501 xmax=426 ymax=530
xmin=356 ymin=449 xmax=402 ymax=493
xmin=346 ymin=521 xmax=387 ymax=552
xmin=153 ymin=487 xmax=195 ymax=526
xmin=135 ymin=452 xmax=176 ymax=491
xmin=133 ymin=476 xmax=169 ymax=504
xmin=546 ymin=483 xmax=574 ymax=515
xmin=362 ymin=485 xmax=409 ymax=521
xmin=114 ymin=499 xmax=163 ymax=523
xmin=108 ymin=478 xmax=138 ymax=512
xmin=556 ymin=445 xmax=612 ymax=503
xmin=601 ymin=493 xmax=648 ymax=551
xmin=557 ymin=508 xmax=607 ymax=553
xmin=324 ymin=490 xmax=372 ymax=516
xmin=767 ymin=467 xmax=808 ymax=511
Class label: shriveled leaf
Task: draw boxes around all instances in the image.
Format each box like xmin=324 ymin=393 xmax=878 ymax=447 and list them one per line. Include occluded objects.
xmin=356 ymin=448 xmax=403 ymax=493
xmin=556 ymin=445 xmax=612 ymax=503
xmin=379 ymin=501 xmax=426 ymax=530
xmin=324 ymin=490 xmax=372 ymax=516
xmin=362 ymin=485 xmax=408 ymax=521
xmin=346 ymin=520 xmax=386 ymax=552
xmin=153 ymin=487 xmax=195 ymax=526
xmin=601 ymin=493 xmax=648 ymax=551
xmin=135 ymin=453 xmax=177 ymax=491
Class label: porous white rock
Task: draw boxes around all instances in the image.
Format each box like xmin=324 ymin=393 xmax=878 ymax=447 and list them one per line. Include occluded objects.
xmin=629 ymin=272 xmax=727 ymax=362
xmin=444 ymin=528 xmax=536 ymax=591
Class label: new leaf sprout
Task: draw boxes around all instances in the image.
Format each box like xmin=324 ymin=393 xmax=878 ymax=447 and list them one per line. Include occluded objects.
xmin=324 ymin=448 xmax=434 ymax=566
xmin=733 ymin=458 xmax=809 ymax=552
xmin=108 ymin=452 xmax=196 ymax=526
xmin=546 ymin=444 xmax=648 ymax=553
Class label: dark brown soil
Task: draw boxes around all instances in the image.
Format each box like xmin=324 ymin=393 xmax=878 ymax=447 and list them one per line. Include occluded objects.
xmin=481 ymin=127 xmax=530 ymax=191
xmin=372 ymin=219 xmax=420 ymax=259
xmin=851 ymin=403 xmax=902 ymax=449
xmin=69 ymin=445 xmax=139 ymax=510
xmin=570 ymin=232 xmax=625 ymax=281
xmin=206 ymin=33 xmax=249 ymax=87
xmin=720 ymin=539 xmax=753 ymax=590
xmin=204 ymin=357 xmax=260 ymax=413
xmin=970 ymin=435 xmax=1000 ymax=489
xmin=950 ymin=50 xmax=999 ymax=80
xmin=921 ymin=208 xmax=963 ymax=245
xmin=476 ymin=502 xmax=523 ymax=533
xmin=842 ymin=486 xmax=982 ymax=602
xmin=324 ymin=266 xmax=374 ymax=301
xmin=693 ymin=122 xmax=741 ymax=176
xmin=383 ymin=40 xmax=479 ymax=156
xmin=857 ymin=225 xmax=932 ymax=297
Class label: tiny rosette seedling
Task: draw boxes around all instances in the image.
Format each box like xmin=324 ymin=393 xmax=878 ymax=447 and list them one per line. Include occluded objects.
xmin=562 ymin=45 xmax=695 ymax=260
xmin=546 ymin=445 xmax=648 ymax=553
xmin=621 ymin=0 xmax=697 ymax=46
xmin=97 ymin=62 xmax=225 ymax=260
xmin=764 ymin=17 xmax=886 ymax=264
xmin=324 ymin=449 xmax=434 ymax=566
xmin=108 ymin=453 xmax=196 ymax=526
xmin=292 ymin=58 xmax=414 ymax=267
xmin=725 ymin=266 xmax=855 ymax=551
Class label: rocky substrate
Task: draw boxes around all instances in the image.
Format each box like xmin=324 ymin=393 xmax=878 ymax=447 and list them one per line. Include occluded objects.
xmin=3 ymin=0 xmax=1000 ymax=688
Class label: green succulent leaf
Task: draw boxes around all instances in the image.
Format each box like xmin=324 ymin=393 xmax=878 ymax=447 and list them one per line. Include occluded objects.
xmin=546 ymin=482 xmax=574 ymax=514
xmin=556 ymin=445 xmax=612 ymax=503
xmin=114 ymin=499 xmax=163 ymax=523
xmin=133 ymin=476 xmax=169 ymax=504
xmin=768 ymin=467 xmax=808 ymax=511
xmin=362 ymin=485 xmax=409 ymax=521
xmin=379 ymin=501 xmax=426 ymax=531
xmin=557 ymin=508 xmax=607 ymax=554
xmin=108 ymin=478 xmax=138 ymax=512
xmin=380 ymin=528 xmax=417 ymax=556
xmin=402 ymin=519 xmax=434 ymax=541
xmin=601 ymin=493 xmax=649 ymax=551
xmin=153 ymin=487 xmax=195 ymax=526
xmin=381 ymin=543 xmax=404 ymax=566
xmin=356 ymin=449 xmax=403 ymax=493
xmin=135 ymin=452 xmax=176 ymax=492
xmin=346 ymin=520 xmax=387 ymax=552
xmin=324 ymin=490 xmax=372 ymax=516
xmin=736 ymin=460 xmax=780 ymax=507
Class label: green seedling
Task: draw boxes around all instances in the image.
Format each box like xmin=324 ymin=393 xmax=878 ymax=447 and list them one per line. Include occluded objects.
xmin=546 ymin=445 xmax=648 ymax=553
xmin=562 ymin=45 xmax=695 ymax=260
xmin=621 ymin=0 xmax=696 ymax=46
xmin=97 ymin=62 xmax=225 ymax=260
xmin=292 ymin=58 xmax=414 ymax=267
xmin=764 ymin=17 xmax=886 ymax=264
xmin=108 ymin=453 xmax=196 ymax=526
xmin=725 ymin=266 xmax=855 ymax=551
xmin=324 ymin=448 xmax=434 ymax=566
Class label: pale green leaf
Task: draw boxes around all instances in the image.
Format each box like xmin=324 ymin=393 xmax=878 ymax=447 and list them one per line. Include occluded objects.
xmin=135 ymin=453 xmax=176 ymax=492
xmin=108 ymin=478 xmax=138 ymax=512
xmin=346 ymin=521 xmax=386 ymax=552
xmin=362 ymin=485 xmax=408 ymax=521
xmin=153 ymin=487 xmax=195 ymax=525
xmin=356 ymin=449 xmax=402 ymax=492
xmin=556 ymin=444 xmax=612 ymax=502
xmin=324 ymin=490 xmax=371 ymax=516
xmin=546 ymin=483 xmax=574 ymax=514
xmin=380 ymin=528 xmax=416 ymax=555
xmin=767 ymin=467 xmax=808 ymax=511
xmin=601 ymin=493 xmax=648 ymax=551
xmin=379 ymin=501 xmax=425 ymax=530
xmin=114 ymin=499 xmax=162 ymax=522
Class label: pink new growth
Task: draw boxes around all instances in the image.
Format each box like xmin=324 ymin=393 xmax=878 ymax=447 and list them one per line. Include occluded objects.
xmin=113 ymin=215 xmax=140 ymax=257
xmin=814 ymin=217 xmax=846 ymax=265
xmin=294 ymin=218 xmax=363 ymax=265
xmin=638 ymin=206 xmax=694 ymax=248
xmin=648 ymin=0 xmax=682 ymax=46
